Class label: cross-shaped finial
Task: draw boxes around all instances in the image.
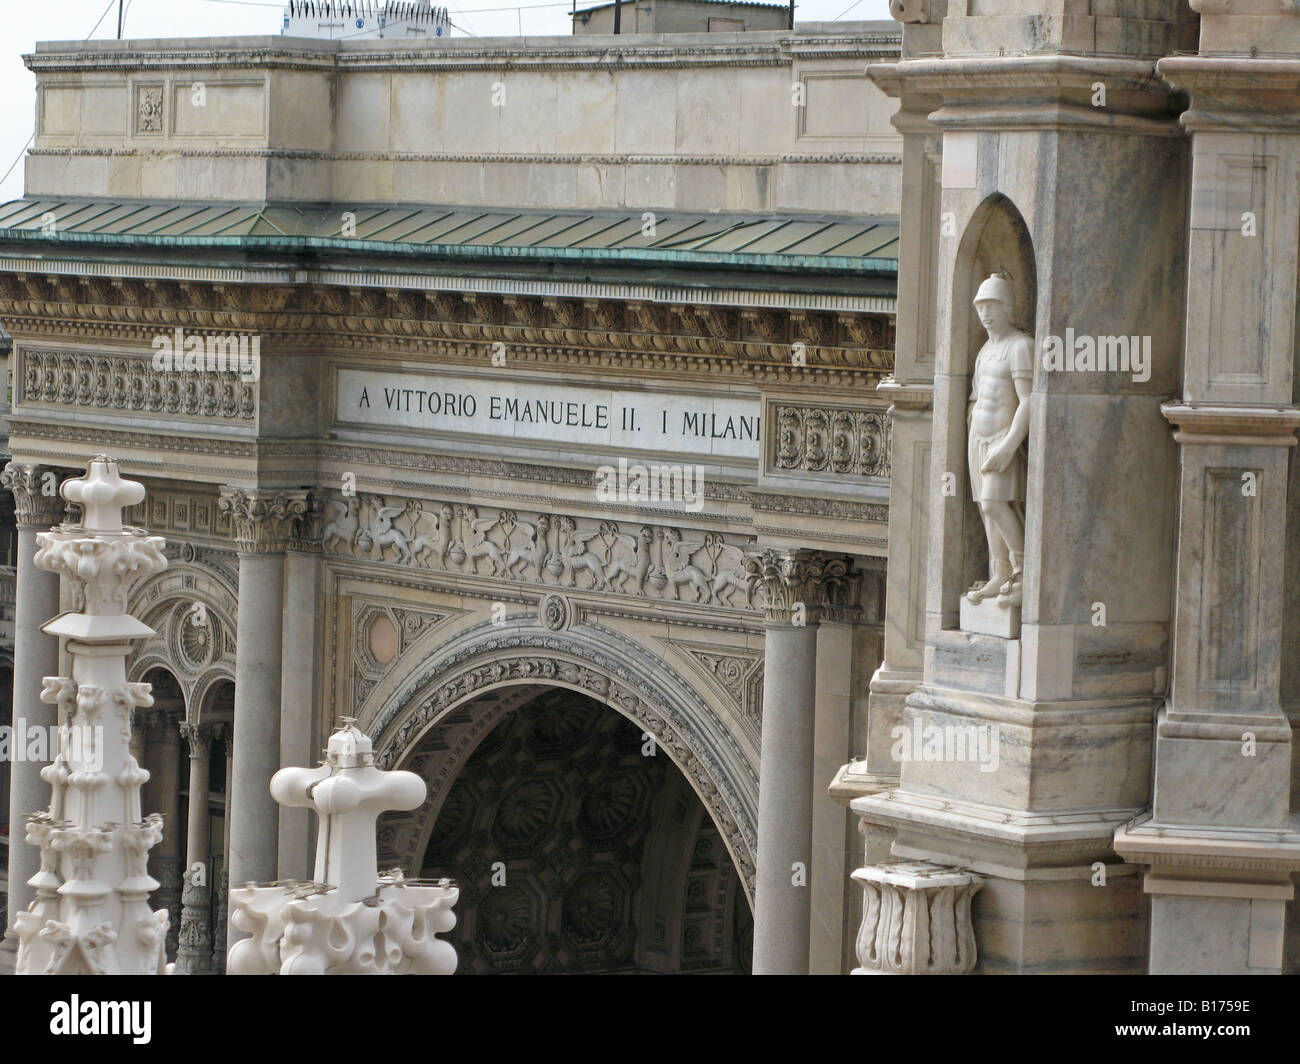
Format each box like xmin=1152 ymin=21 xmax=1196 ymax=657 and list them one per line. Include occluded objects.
xmin=60 ymin=456 xmax=145 ymax=533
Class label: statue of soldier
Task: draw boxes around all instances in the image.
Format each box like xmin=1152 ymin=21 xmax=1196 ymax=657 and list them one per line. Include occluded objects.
xmin=965 ymin=273 xmax=1032 ymax=609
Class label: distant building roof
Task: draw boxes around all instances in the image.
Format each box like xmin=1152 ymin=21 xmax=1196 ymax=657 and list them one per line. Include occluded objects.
xmin=572 ymin=0 xmax=788 ymax=12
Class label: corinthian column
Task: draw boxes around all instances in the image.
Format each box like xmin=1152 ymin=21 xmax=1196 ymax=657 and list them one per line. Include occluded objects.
xmin=748 ymin=549 xmax=852 ymax=975
xmin=0 ymin=463 xmax=64 ymax=968
xmin=176 ymin=721 xmax=213 ymax=974
xmin=218 ymin=488 xmax=307 ymax=925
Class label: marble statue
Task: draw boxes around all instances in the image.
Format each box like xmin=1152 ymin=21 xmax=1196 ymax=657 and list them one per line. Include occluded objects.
xmin=965 ymin=274 xmax=1032 ymax=610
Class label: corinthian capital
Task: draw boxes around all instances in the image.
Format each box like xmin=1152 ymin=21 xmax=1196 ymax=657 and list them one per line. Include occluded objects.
xmin=179 ymin=721 xmax=214 ymax=758
xmin=1 ymin=462 xmax=67 ymax=530
xmin=218 ymin=487 xmax=309 ymax=554
xmin=746 ymin=549 xmax=856 ymax=626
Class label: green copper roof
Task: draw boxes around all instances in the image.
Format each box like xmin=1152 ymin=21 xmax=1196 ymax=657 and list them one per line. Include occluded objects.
xmin=0 ymin=198 xmax=899 ymax=277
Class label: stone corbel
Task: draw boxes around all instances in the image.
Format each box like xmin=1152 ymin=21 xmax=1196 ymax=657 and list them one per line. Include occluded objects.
xmin=218 ymin=487 xmax=310 ymax=555
xmin=1161 ymin=402 xmax=1300 ymax=448
xmin=851 ymin=861 xmax=982 ymax=974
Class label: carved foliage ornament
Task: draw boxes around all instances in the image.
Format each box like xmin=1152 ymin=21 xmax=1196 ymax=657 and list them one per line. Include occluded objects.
xmin=21 ymin=349 xmax=256 ymax=422
xmin=1 ymin=462 xmax=67 ymax=529
xmin=744 ymin=549 xmax=854 ymax=625
xmin=218 ymin=488 xmax=309 ymax=554
xmin=774 ymin=404 xmax=891 ymax=478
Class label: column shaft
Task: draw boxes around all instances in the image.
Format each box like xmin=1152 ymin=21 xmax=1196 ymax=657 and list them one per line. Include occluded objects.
xmin=753 ymin=622 xmax=820 ymax=974
xmin=4 ymin=524 xmax=61 ymax=935
xmin=228 ymin=551 xmax=285 ymax=890
xmin=277 ymin=549 xmax=319 ymax=880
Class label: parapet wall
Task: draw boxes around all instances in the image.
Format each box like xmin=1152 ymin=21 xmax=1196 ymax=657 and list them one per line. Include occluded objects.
xmin=24 ymin=26 xmax=902 ymax=215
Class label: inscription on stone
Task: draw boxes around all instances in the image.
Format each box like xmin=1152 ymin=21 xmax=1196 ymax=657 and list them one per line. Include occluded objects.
xmin=335 ymin=368 xmax=760 ymax=459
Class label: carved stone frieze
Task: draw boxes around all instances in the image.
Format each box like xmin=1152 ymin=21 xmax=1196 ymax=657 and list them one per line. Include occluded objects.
xmin=19 ymin=348 xmax=256 ymax=422
xmin=320 ymin=491 xmax=762 ymax=611
xmin=773 ymin=403 xmax=891 ymax=478
xmin=218 ymin=487 xmax=309 ymax=554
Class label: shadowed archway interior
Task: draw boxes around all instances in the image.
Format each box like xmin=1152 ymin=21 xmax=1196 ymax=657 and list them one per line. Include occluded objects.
xmin=417 ymin=689 xmax=753 ymax=974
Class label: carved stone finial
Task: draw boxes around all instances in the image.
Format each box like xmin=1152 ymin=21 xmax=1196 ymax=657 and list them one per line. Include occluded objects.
xmin=227 ymin=721 xmax=457 ymax=975
xmin=60 ymin=455 xmax=145 ymax=534
xmin=218 ymin=487 xmax=309 ymax=554
xmin=1 ymin=462 xmax=67 ymax=530
xmin=15 ymin=455 xmax=171 ymax=975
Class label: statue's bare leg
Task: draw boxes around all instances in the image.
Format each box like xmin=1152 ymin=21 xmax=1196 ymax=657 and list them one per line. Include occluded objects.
xmin=966 ymin=505 xmax=1011 ymax=603
xmin=985 ymin=501 xmax=1025 ymax=606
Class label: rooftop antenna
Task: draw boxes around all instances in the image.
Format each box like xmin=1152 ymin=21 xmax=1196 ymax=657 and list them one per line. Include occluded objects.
xmin=117 ymin=0 xmax=124 ymax=38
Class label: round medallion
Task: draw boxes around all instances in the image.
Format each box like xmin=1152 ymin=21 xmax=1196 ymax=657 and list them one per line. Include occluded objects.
xmin=540 ymin=594 xmax=568 ymax=632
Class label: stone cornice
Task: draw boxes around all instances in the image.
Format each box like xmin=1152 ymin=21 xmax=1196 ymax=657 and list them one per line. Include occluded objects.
xmin=876 ymin=376 xmax=933 ymax=411
xmin=1114 ymin=815 xmax=1300 ymax=890
xmin=1161 ymin=402 xmax=1300 ymax=447
xmin=26 ymin=147 xmax=903 ymax=167
xmin=0 ymin=255 xmax=896 ymax=316
xmin=25 ymin=33 xmax=900 ymax=75
xmin=0 ymin=273 xmax=895 ymax=387
xmin=217 ymin=487 xmax=309 ymax=555
xmin=1 ymin=462 xmax=67 ymax=530
xmin=888 ymin=55 xmax=1185 ymax=134
xmin=1158 ymin=56 xmax=1300 ymax=132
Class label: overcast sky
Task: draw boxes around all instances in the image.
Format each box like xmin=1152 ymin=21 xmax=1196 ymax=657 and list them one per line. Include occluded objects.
xmin=0 ymin=0 xmax=895 ymax=202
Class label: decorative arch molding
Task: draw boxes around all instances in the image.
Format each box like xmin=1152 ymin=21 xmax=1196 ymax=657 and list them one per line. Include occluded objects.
xmin=363 ymin=616 xmax=760 ymax=896
xmin=127 ymin=560 xmax=238 ymax=719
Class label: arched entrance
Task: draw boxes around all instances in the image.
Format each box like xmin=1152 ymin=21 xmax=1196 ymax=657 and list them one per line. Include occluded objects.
xmin=364 ymin=616 xmax=761 ymax=973
xmin=415 ymin=688 xmax=753 ymax=974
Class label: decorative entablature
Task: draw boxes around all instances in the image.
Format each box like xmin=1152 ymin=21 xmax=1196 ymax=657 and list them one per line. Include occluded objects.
xmin=0 ymin=271 xmax=894 ymax=388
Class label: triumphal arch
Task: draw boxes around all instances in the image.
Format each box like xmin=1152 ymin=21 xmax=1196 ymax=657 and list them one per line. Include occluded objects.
xmin=0 ymin=23 xmax=903 ymax=974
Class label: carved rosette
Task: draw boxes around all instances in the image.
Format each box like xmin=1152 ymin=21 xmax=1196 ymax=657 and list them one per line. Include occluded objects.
xmin=746 ymin=549 xmax=854 ymax=625
xmin=851 ymin=862 xmax=982 ymax=975
xmin=218 ymin=487 xmax=309 ymax=554
xmin=1 ymin=462 xmax=67 ymax=530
